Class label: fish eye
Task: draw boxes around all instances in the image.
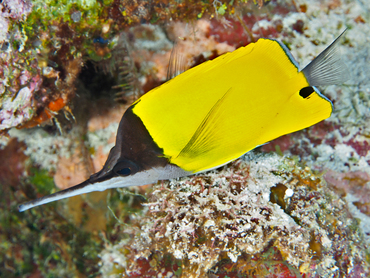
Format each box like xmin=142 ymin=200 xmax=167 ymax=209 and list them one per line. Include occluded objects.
xmin=116 ymin=167 xmax=131 ymax=176
xmin=113 ymin=159 xmax=139 ymax=176
xmin=299 ymin=86 xmax=314 ymax=99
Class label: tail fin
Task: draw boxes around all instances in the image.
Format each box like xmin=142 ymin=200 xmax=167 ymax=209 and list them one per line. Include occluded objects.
xmin=302 ymin=29 xmax=348 ymax=86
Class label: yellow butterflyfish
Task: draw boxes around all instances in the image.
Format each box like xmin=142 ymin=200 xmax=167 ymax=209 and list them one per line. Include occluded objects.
xmin=19 ymin=30 xmax=348 ymax=212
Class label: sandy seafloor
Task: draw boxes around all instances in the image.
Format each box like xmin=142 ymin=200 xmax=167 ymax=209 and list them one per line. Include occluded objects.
xmin=0 ymin=0 xmax=370 ymax=277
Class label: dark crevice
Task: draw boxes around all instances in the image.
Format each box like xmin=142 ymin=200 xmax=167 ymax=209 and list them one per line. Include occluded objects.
xmin=78 ymin=60 xmax=118 ymax=100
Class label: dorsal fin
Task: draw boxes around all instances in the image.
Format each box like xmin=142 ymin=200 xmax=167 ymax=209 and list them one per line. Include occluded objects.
xmin=301 ymin=29 xmax=348 ymax=86
xmin=166 ymin=41 xmax=186 ymax=80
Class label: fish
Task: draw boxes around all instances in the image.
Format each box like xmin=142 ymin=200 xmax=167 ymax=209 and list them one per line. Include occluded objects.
xmin=18 ymin=30 xmax=348 ymax=212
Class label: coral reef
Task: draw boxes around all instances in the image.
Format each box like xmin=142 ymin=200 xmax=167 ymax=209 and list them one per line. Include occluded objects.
xmin=1 ymin=0 xmax=369 ymax=277
xmin=100 ymin=152 xmax=369 ymax=277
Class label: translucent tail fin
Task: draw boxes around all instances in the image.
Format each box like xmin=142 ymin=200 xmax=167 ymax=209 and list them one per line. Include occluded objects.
xmin=302 ymin=29 xmax=348 ymax=86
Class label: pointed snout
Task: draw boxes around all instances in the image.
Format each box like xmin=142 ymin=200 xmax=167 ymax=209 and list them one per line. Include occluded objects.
xmin=18 ymin=173 xmax=130 ymax=212
xmin=18 ymin=165 xmax=188 ymax=212
xmin=18 ymin=179 xmax=96 ymax=212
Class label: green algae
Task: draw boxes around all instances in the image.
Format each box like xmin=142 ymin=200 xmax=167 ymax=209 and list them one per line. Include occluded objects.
xmin=28 ymin=168 xmax=55 ymax=195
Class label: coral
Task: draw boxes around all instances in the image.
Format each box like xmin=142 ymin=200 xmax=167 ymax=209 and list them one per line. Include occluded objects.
xmin=207 ymin=2 xmax=297 ymax=48
xmin=0 ymin=0 xmax=32 ymax=42
xmin=1 ymin=0 xmax=269 ymax=133
xmin=0 ymin=49 xmax=43 ymax=130
xmin=257 ymin=0 xmax=370 ymax=250
xmin=0 ymin=138 xmax=28 ymax=187
xmin=8 ymin=127 xmax=73 ymax=171
xmin=100 ymin=152 xmax=370 ymax=277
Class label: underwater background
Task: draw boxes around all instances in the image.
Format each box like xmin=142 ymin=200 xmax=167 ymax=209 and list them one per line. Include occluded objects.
xmin=0 ymin=0 xmax=369 ymax=277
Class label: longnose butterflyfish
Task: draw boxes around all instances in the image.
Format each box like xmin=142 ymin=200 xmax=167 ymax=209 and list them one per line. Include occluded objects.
xmin=19 ymin=30 xmax=347 ymax=212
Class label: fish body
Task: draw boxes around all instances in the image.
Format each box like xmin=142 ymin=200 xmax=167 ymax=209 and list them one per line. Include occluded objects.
xmin=132 ymin=39 xmax=331 ymax=173
xmin=18 ymin=30 xmax=347 ymax=212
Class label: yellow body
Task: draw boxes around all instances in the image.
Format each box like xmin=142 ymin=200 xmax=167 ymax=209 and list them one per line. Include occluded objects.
xmin=132 ymin=39 xmax=332 ymax=173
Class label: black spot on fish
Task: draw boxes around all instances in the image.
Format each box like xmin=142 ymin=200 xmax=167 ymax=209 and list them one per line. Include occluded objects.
xmin=299 ymin=86 xmax=315 ymax=99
